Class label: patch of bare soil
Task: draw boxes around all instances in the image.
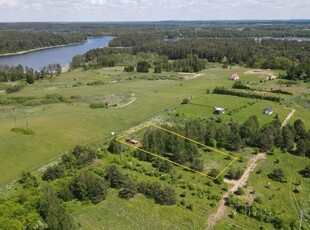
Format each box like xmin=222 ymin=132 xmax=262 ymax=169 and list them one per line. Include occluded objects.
xmin=93 ymin=94 xmax=124 ymax=105
xmin=245 ymin=69 xmax=277 ymax=80
xmin=178 ymin=72 xmax=204 ymax=80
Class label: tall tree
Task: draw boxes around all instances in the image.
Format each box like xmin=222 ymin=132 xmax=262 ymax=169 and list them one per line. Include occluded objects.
xmin=281 ymin=125 xmax=294 ymax=151
xmin=241 ymin=115 xmax=259 ymax=146
xmin=41 ymin=185 xmax=75 ymax=230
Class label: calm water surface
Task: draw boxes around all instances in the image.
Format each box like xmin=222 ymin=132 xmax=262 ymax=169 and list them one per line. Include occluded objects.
xmin=0 ymin=37 xmax=113 ymax=70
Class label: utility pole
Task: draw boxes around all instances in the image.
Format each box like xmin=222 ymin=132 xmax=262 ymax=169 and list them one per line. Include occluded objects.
xmin=299 ymin=209 xmax=303 ymax=230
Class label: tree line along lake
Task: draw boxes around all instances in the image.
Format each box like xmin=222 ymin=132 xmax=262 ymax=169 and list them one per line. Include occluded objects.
xmin=0 ymin=36 xmax=113 ymax=71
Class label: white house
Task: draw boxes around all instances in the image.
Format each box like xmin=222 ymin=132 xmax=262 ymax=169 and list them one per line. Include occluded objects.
xmin=229 ymin=73 xmax=239 ymax=80
xmin=264 ymin=106 xmax=273 ymax=115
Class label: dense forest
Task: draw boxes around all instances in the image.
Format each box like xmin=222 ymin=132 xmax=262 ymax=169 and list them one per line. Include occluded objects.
xmin=1 ymin=21 xmax=310 ymax=38
xmin=0 ymin=31 xmax=86 ymax=54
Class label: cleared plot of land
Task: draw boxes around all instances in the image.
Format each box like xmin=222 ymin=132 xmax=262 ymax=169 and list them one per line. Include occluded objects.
xmin=117 ymin=124 xmax=236 ymax=179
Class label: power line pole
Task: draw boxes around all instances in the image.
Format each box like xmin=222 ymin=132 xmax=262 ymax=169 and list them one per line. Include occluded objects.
xmin=299 ymin=208 xmax=303 ymax=230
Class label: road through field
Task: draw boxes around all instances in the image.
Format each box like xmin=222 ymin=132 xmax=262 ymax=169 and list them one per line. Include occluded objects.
xmin=206 ymin=152 xmax=266 ymax=230
xmin=281 ymin=108 xmax=296 ymax=127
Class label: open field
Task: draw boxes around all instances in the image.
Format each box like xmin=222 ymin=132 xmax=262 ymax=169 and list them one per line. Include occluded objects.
xmin=0 ymin=66 xmax=309 ymax=186
xmin=0 ymin=64 xmax=309 ymax=229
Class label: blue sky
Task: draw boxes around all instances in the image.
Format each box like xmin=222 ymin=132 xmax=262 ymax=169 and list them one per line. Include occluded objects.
xmin=0 ymin=0 xmax=309 ymax=22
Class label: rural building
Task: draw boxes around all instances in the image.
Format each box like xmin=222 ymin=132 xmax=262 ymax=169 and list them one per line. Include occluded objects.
xmin=229 ymin=73 xmax=239 ymax=80
xmin=264 ymin=106 xmax=273 ymax=115
xmin=125 ymin=137 xmax=139 ymax=144
xmin=214 ymin=107 xmax=226 ymax=115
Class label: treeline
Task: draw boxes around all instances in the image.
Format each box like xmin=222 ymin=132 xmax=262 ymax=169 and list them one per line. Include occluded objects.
xmin=2 ymin=21 xmax=310 ymax=38
xmin=0 ymin=31 xmax=86 ymax=54
xmin=109 ymin=34 xmax=310 ymax=66
xmin=0 ymin=64 xmax=62 ymax=84
xmin=213 ymin=86 xmax=282 ymax=102
xmin=71 ymin=46 xmax=207 ymax=73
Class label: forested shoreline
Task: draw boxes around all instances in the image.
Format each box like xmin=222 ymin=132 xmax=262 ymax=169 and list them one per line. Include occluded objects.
xmin=0 ymin=31 xmax=86 ymax=55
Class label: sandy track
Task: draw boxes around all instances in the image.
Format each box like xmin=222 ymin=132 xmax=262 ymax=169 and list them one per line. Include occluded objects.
xmin=281 ymin=108 xmax=296 ymax=127
xmin=206 ymin=152 xmax=266 ymax=230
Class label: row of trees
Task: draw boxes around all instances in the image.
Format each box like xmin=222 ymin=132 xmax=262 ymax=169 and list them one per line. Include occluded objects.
xmin=0 ymin=64 xmax=62 ymax=83
xmin=213 ymin=86 xmax=282 ymax=102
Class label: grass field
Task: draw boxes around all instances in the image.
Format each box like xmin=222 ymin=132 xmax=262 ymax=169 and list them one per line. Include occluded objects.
xmin=215 ymin=150 xmax=310 ymax=229
xmin=0 ymin=64 xmax=309 ymax=229
xmin=0 ymin=65 xmax=309 ymax=186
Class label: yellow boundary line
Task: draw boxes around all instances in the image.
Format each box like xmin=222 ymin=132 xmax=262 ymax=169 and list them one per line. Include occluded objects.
xmin=116 ymin=123 xmax=237 ymax=179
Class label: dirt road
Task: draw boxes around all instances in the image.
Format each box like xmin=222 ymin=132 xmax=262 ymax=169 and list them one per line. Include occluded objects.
xmin=206 ymin=152 xmax=266 ymax=230
xmin=281 ymin=108 xmax=296 ymax=127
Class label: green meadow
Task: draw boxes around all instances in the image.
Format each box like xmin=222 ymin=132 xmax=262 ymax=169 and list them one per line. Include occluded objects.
xmin=0 ymin=65 xmax=309 ymax=186
xmin=0 ymin=64 xmax=309 ymax=229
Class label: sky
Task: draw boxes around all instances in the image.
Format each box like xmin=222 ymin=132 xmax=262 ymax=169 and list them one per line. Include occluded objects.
xmin=0 ymin=0 xmax=309 ymax=22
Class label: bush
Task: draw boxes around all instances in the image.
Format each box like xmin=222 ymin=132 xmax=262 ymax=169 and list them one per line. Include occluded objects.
xmin=6 ymin=84 xmax=22 ymax=93
xmin=234 ymin=187 xmax=245 ymax=195
xmin=181 ymin=98 xmax=190 ymax=104
xmin=89 ymin=102 xmax=108 ymax=109
xmin=268 ymin=168 xmax=287 ymax=182
xmin=119 ymin=180 xmax=138 ymax=199
xmin=41 ymin=94 xmax=64 ymax=104
xmin=42 ymin=165 xmax=65 ymax=181
xmin=105 ymin=164 xmax=125 ymax=188
xmin=86 ymin=80 xmax=104 ymax=86
xmin=124 ymin=65 xmax=135 ymax=72
xmin=23 ymin=99 xmax=42 ymax=106
xmin=70 ymin=170 xmax=108 ymax=204
xmin=11 ymin=127 xmax=35 ymax=135
xmin=300 ymin=165 xmax=310 ymax=178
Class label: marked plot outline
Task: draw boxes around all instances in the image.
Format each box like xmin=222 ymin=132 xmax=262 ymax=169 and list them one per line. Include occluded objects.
xmin=116 ymin=123 xmax=237 ymax=179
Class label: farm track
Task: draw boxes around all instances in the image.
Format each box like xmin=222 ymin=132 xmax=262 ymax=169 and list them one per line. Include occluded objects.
xmin=281 ymin=108 xmax=296 ymax=127
xmin=206 ymin=152 xmax=266 ymax=230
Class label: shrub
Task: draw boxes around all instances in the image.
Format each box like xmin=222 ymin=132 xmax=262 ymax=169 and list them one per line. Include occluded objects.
xmin=6 ymin=85 xmax=21 ymax=93
xmin=11 ymin=127 xmax=35 ymax=135
xmin=181 ymin=98 xmax=190 ymax=104
xmin=234 ymin=187 xmax=245 ymax=195
xmin=42 ymin=165 xmax=65 ymax=181
xmin=268 ymin=168 xmax=287 ymax=182
xmin=89 ymin=102 xmax=108 ymax=109
xmin=119 ymin=179 xmax=138 ymax=199
xmin=70 ymin=170 xmax=108 ymax=204
xmin=23 ymin=99 xmax=42 ymax=106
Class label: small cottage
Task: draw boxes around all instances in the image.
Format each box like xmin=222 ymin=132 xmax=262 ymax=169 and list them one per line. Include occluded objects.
xmin=229 ymin=73 xmax=239 ymax=80
xmin=214 ymin=107 xmax=225 ymax=115
xmin=264 ymin=106 xmax=273 ymax=115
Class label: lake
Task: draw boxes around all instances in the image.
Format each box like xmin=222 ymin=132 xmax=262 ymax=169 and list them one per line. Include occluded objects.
xmin=0 ymin=36 xmax=113 ymax=70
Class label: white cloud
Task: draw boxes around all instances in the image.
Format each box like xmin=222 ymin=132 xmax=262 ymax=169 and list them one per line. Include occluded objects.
xmin=0 ymin=0 xmax=20 ymax=7
xmin=0 ymin=0 xmax=309 ymax=21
